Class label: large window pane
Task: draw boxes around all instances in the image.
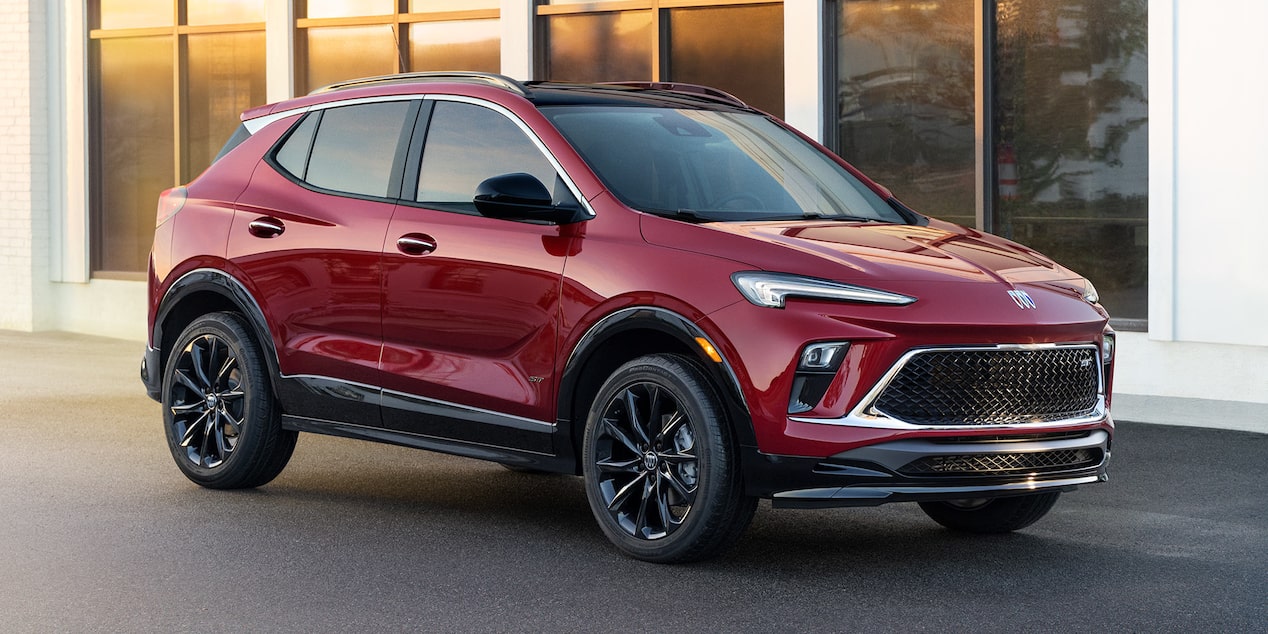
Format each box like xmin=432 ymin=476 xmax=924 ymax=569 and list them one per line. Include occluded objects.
xmin=410 ymin=20 xmax=500 ymax=73
xmin=994 ymin=0 xmax=1148 ymax=320
xmin=185 ymin=31 xmax=267 ymax=181
xmin=304 ymin=25 xmax=399 ymax=92
xmin=545 ymin=12 xmax=653 ymax=82
xmin=187 ymin=0 xmax=265 ymax=25
xmin=97 ymin=0 xmax=172 ymax=29
xmin=95 ymin=36 xmax=174 ymax=273
xmin=835 ymin=0 xmax=975 ymax=225
xmin=306 ymin=0 xmax=395 ymax=19
xmin=668 ymin=5 xmax=785 ymax=118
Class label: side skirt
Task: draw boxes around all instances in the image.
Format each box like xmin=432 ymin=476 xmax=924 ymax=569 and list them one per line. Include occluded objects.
xmin=281 ymin=415 xmax=576 ymax=474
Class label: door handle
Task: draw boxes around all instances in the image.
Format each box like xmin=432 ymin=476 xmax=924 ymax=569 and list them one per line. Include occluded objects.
xmin=248 ymin=217 xmax=285 ymax=238
xmin=396 ymin=234 xmax=437 ymax=255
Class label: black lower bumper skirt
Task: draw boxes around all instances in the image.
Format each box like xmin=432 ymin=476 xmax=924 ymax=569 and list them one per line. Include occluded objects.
xmin=742 ymin=429 xmax=1111 ymax=509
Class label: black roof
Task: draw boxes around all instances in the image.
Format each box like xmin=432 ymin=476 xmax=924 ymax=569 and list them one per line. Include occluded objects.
xmin=525 ymin=81 xmax=754 ymax=112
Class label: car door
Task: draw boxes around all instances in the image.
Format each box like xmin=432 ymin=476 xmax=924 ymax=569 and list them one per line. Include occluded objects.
xmin=228 ymin=99 xmax=420 ymax=423
xmin=378 ymin=98 xmax=582 ymax=452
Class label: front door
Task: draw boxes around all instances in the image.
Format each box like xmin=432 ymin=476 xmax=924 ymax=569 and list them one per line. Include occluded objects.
xmin=378 ymin=98 xmax=581 ymax=452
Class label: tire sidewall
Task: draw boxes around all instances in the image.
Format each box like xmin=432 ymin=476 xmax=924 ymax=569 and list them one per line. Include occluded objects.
xmin=161 ymin=312 xmax=273 ymax=487
xmin=581 ymin=355 xmax=734 ymax=562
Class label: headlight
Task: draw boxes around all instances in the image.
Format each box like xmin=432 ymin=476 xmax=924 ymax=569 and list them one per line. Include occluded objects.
xmin=1082 ymin=279 xmax=1100 ymax=305
xmin=731 ymin=272 xmax=916 ymax=309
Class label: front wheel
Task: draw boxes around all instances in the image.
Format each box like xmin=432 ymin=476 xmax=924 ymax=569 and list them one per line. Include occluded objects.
xmin=162 ymin=312 xmax=297 ymax=489
xmin=582 ymin=354 xmax=756 ymax=563
xmin=918 ymin=492 xmax=1061 ymax=533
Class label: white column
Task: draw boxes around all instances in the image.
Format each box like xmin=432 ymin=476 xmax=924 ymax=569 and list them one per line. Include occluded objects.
xmin=265 ymin=0 xmax=295 ymax=101
xmin=1146 ymin=0 xmax=1175 ymax=342
xmin=783 ymin=0 xmax=826 ymax=142
xmin=501 ymin=0 xmax=534 ymax=81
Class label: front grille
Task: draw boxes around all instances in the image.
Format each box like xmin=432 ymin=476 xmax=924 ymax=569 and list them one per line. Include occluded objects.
xmin=899 ymin=448 xmax=1102 ymax=476
xmin=871 ymin=347 xmax=1099 ymax=426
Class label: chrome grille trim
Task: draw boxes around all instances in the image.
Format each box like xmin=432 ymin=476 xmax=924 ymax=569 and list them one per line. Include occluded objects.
xmin=790 ymin=343 xmax=1108 ymax=430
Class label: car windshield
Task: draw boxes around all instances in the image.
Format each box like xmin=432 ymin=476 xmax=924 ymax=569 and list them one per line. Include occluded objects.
xmin=542 ymin=105 xmax=906 ymax=223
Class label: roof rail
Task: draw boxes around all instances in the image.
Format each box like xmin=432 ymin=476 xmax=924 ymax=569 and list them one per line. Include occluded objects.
xmin=310 ymin=72 xmax=531 ymax=97
xmin=598 ymin=82 xmax=749 ymax=108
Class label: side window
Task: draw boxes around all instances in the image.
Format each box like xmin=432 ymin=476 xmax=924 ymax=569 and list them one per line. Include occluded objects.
xmin=283 ymin=101 xmax=413 ymax=198
xmin=274 ymin=113 xmax=319 ymax=178
xmin=417 ymin=101 xmax=572 ymax=209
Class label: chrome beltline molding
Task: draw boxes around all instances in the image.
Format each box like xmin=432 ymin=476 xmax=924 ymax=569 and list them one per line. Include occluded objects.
xmin=791 ymin=342 xmax=1108 ymax=430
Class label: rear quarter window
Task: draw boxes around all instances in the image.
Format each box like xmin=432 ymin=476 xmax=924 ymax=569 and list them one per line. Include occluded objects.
xmin=272 ymin=100 xmax=416 ymax=199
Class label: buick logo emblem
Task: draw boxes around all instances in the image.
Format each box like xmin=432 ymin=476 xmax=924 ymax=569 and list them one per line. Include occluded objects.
xmin=1007 ymin=290 xmax=1037 ymax=309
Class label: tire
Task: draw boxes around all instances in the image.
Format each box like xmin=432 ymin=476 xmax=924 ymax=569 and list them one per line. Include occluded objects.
xmin=918 ymin=492 xmax=1061 ymax=533
xmin=162 ymin=312 xmax=297 ymax=489
xmin=582 ymin=354 xmax=757 ymax=563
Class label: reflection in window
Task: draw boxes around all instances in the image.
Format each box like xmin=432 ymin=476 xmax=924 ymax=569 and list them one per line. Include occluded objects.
xmin=410 ymin=0 xmax=498 ymax=10
xmin=96 ymin=0 xmax=172 ymax=29
xmin=410 ymin=19 xmax=500 ymax=73
xmin=187 ymin=0 xmax=265 ymax=25
xmin=544 ymin=11 xmax=654 ymax=82
xmin=306 ymin=102 xmax=414 ymax=198
xmin=91 ymin=0 xmax=269 ymax=274
xmin=418 ymin=102 xmax=559 ymax=206
xmin=667 ymin=5 xmax=785 ymax=118
xmin=306 ymin=0 xmax=395 ymax=19
xmin=185 ymin=31 xmax=267 ymax=181
xmin=94 ymin=36 xmax=174 ymax=273
xmin=304 ymin=25 xmax=399 ymax=92
xmin=835 ymin=0 xmax=975 ymax=225
xmin=994 ymin=0 xmax=1148 ymax=319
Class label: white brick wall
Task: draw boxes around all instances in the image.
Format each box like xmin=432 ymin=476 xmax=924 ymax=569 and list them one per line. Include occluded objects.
xmin=0 ymin=0 xmax=50 ymax=331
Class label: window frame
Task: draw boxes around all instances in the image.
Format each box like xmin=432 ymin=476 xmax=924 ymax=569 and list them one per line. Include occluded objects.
xmin=396 ymin=95 xmax=595 ymax=222
xmin=296 ymin=1 xmax=502 ymax=94
xmin=264 ymin=96 xmax=424 ymax=204
xmin=87 ymin=1 xmax=268 ymax=277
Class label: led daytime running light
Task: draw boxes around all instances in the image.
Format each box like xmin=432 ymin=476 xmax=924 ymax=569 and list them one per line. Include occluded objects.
xmin=732 ymin=272 xmax=916 ymax=309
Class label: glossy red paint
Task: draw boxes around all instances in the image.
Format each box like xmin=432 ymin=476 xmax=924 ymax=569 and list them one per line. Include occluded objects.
xmin=145 ymin=76 xmax=1114 ymax=501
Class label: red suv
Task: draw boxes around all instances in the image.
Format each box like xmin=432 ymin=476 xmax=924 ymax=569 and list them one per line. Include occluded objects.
xmin=142 ymin=73 xmax=1115 ymax=563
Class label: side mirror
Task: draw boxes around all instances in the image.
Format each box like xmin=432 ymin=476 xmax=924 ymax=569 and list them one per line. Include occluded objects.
xmin=473 ymin=173 xmax=584 ymax=224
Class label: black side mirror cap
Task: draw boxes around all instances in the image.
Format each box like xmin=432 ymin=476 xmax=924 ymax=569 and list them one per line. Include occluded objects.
xmin=473 ymin=173 xmax=585 ymax=224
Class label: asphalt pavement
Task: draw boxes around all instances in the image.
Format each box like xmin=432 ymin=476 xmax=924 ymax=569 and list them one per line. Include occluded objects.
xmin=1 ymin=329 xmax=1265 ymax=632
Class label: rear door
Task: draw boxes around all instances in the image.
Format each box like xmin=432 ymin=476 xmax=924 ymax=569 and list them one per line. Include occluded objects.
xmin=229 ymin=99 xmax=419 ymax=423
xmin=378 ymin=97 xmax=582 ymax=452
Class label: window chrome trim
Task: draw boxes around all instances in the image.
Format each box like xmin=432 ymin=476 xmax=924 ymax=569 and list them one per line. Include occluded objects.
xmin=422 ymin=94 xmax=596 ymax=220
xmin=790 ymin=343 xmax=1107 ymax=430
xmin=243 ymin=94 xmax=428 ymax=134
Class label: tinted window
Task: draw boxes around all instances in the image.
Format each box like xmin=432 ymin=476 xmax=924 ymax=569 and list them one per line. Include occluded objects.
xmin=417 ymin=101 xmax=565 ymax=207
xmin=274 ymin=113 xmax=319 ymax=178
xmin=545 ymin=106 xmax=904 ymax=223
xmin=305 ymin=101 xmax=413 ymax=198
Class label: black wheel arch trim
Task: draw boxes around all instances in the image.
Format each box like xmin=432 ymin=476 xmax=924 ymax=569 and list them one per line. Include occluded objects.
xmin=557 ymin=306 xmax=755 ymax=448
xmin=150 ymin=268 xmax=281 ymax=401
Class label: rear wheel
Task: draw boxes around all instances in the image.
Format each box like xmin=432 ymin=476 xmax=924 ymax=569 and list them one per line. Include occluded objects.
xmin=918 ymin=492 xmax=1061 ymax=533
xmin=582 ymin=354 xmax=756 ymax=563
xmin=162 ymin=312 xmax=296 ymax=489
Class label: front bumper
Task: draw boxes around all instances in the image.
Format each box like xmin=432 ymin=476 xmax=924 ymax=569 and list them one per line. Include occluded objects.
xmin=743 ymin=428 xmax=1111 ymax=509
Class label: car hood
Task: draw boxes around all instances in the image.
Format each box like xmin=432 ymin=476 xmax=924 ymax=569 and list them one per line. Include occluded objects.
xmin=644 ymin=217 xmax=1079 ymax=285
xmin=640 ymin=215 xmax=1109 ymax=326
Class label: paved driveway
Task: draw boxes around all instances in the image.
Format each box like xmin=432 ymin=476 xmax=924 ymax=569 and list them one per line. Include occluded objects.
xmin=1 ymin=330 xmax=1264 ymax=632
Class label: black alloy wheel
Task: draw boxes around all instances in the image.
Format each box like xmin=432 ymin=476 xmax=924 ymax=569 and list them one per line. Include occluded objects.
xmin=163 ymin=312 xmax=296 ymax=489
xmin=583 ymin=354 xmax=756 ymax=563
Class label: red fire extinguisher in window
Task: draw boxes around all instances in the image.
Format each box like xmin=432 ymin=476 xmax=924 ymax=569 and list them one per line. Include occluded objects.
xmin=997 ymin=143 xmax=1019 ymax=201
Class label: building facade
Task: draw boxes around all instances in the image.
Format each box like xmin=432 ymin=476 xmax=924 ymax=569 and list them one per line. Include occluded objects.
xmin=1 ymin=0 xmax=1264 ymax=431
